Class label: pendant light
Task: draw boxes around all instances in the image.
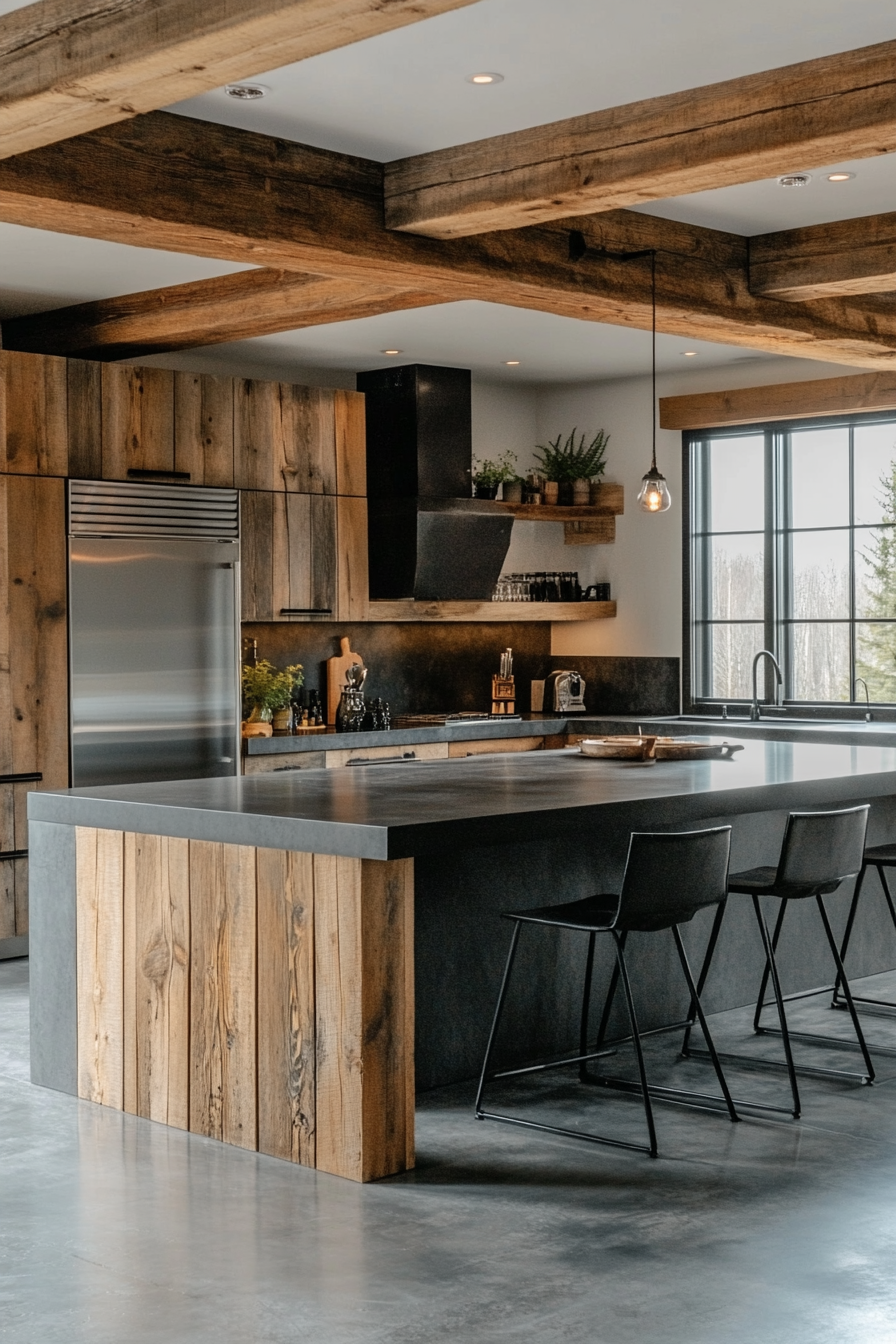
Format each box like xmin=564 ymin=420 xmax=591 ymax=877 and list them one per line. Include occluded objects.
xmin=636 ymin=250 xmax=671 ymax=513
xmin=568 ymin=231 xmax=671 ymax=514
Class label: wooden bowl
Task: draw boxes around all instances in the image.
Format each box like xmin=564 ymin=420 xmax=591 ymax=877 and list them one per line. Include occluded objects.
xmin=579 ymin=735 xmax=657 ymax=760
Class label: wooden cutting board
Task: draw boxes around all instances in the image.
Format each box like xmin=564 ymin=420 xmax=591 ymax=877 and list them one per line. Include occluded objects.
xmin=326 ymin=636 xmax=364 ymax=725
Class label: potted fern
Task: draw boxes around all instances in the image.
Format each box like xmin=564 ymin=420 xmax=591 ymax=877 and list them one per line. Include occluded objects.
xmin=534 ymin=428 xmax=610 ymax=506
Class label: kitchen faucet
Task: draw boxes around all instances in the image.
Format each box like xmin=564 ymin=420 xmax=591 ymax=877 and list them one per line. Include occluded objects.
xmin=853 ymin=677 xmax=872 ymax=722
xmin=750 ymin=650 xmax=783 ymax=721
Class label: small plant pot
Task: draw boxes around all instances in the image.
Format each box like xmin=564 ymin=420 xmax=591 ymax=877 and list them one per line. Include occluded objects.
xmin=557 ymin=481 xmax=574 ymax=506
xmin=573 ymin=477 xmax=591 ymax=506
xmin=272 ymin=707 xmax=292 ymax=734
xmin=473 ymin=483 xmax=498 ymax=499
xmin=543 ymin=480 xmax=559 ymax=505
xmin=247 ymin=705 xmax=273 ymax=724
xmin=502 ymin=479 xmax=523 ymax=503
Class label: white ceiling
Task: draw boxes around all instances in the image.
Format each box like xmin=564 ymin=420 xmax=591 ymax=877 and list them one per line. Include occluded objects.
xmin=141 ymin=300 xmax=770 ymax=385
xmin=0 ymin=223 xmax=251 ymax=320
xmin=172 ymin=0 xmax=896 ymax=167
xmin=2 ymin=0 xmax=896 ymax=381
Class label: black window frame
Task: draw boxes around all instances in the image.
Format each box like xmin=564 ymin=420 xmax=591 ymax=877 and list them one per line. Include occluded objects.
xmin=682 ymin=408 xmax=896 ymax=712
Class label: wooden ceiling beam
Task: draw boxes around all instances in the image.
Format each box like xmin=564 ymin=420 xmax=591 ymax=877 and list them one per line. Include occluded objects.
xmin=660 ymin=370 xmax=896 ymax=430
xmin=384 ymin=37 xmax=896 ymax=238
xmin=3 ymin=115 xmax=896 ymax=368
xmin=0 ymin=269 xmax=444 ymax=360
xmin=0 ymin=0 xmax=477 ymax=159
xmin=750 ymin=211 xmax=896 ymax=301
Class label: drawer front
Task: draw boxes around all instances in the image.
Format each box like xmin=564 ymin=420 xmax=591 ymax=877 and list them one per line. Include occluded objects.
xmin=447 ymin=736 xmax=544 ymax=759
xmin=325 ymin=742 xmax=449 ymax=769
xmin=243 ymin=750 xmax=327 ymax=774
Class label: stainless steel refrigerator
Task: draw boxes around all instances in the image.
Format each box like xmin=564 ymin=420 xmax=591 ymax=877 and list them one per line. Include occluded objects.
xmin=68 ymin=480 xmax=241 ymax=787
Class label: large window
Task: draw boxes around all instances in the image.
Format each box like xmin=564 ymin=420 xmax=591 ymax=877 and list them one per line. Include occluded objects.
xmin=687 ymin=415 xmax=896 ymax=706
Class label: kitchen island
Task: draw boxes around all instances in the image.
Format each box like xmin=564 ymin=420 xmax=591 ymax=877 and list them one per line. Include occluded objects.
xmin=29 ymin=741 xmax=896 ymax=1181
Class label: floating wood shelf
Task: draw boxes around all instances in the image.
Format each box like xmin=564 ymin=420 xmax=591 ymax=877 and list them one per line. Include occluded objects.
xmin=495 ymin=481 xmax=624 ymax=521
xmin=367 ymin=600 xmax=617 ymax=622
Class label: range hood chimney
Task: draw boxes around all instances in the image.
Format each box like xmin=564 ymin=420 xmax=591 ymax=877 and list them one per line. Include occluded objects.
xmin=357 ymin=365 xmax=514 ymax=601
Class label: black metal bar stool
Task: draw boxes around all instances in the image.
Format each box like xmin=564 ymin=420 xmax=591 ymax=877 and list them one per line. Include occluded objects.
xmin=683 ymin=804 xmax=873 ymax=1119
xmin=829 ymin=843 xmax=896 ymax=1024
xmin=475 ymin=827 xmax=738 ymax=1158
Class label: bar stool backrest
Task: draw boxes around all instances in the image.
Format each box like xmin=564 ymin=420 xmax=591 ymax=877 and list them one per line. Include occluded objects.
xmin=774 ymin=805 xmax=869 ymax=896
xmin=617 ymin=827 xmax=732 ymax=932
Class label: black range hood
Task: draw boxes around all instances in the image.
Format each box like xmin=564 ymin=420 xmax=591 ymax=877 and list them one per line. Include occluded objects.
xmin=357 ymin=364 xmax=514 ymax=601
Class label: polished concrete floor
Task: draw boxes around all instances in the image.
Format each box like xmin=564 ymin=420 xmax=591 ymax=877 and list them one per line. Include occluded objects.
xmin=5 ymin=957 xmax=896 ymax=1343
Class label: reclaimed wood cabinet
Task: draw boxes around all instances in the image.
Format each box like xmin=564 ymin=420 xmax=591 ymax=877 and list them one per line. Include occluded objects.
xmin=0 ymin=352 xmax=368 ymax=501
xmin=0 ymin=473 xmax=69 ymax=941
xmin=241 ymin=490 xmax=368 ymax=622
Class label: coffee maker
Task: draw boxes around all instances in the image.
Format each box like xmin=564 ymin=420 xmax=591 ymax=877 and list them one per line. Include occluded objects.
xmin=545 ymin=670 xmax=587 ymax=714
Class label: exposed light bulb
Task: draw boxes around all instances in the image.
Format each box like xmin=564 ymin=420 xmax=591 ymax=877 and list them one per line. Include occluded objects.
xmin=827 ymin=172 xmax=855 ymax=182
xmin=504 ymin=359 xmax=520 ymax=366
xmin=467 ymin=72 xmax=504 ymax=84
xmin=637 ymin=468 xmax=672 ymax=514
xmin=381 ymin=348 xmax=403 ymax=356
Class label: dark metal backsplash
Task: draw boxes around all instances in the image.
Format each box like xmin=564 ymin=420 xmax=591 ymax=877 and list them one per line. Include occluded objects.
xmin=243 ymin=621 xmax=680 ymax=718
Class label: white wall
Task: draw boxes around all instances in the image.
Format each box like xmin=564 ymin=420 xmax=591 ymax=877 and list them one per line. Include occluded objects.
xmin=539 ymin=357 xmax=868 ymax=660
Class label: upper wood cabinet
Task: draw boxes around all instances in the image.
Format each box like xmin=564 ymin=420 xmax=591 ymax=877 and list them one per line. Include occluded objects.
xmin=0 ymin=352 xmax=367 ymax=495
xmin=241 ymin=491 xmax=368 ymax=623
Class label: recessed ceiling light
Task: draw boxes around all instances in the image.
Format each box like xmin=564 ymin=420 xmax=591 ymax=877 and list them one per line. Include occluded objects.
xmin=777 ymin=173 xmax=812 ymax=188
xmin=381 ymin=348 xmax=402 ymax=356
xmin=467 ymin=72 xmax=504 ymax=85
xmin=504 ymin=359 xmax=520 ymax=366
xmin=682 ymin=350 xmax=697 ymax=357
xmin=224 ymin=83 xmax=270 ymax=100
xmin=827 ymin=171 xmax=855 ymax=182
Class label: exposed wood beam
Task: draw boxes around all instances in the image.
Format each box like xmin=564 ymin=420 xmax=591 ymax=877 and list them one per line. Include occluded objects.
xmin=384 ymin=37 xmax=896 ymax=238
xmin=660 ymin=370 xmax=896 ymax=430
xmin=0 ymin=0 xmax=476 ymax=159
xmin=3 ymin=114 xmax=896 ymax=368
xmin=750 ymin=212 xmax=896 ymax=301
xmin=0 ymin=269 xmax=445 ymax=360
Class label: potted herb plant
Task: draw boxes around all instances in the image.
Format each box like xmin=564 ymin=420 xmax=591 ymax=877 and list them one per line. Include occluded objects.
xmin=471 ymin=450 xmax=518 ymax=499
xmin=534 ymin=428 xmax=610 ymax=505
xmin=242 ymin=659 xmax=304 ymax=734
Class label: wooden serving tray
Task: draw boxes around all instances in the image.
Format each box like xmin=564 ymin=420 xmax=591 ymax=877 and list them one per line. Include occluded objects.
xmin=653 ymin=739 xmax=744 ymax=760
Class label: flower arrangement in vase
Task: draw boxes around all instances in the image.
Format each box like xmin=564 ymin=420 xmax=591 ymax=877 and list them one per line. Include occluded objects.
xmin=242 ymin=660 xmax=303 ymax=736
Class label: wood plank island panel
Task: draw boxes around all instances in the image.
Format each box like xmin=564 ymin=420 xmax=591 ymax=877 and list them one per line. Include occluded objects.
xmin=74 ymin=828 xmax=415 ymax=1182
xmin=659 ymin=371 xmax=896 ymax=430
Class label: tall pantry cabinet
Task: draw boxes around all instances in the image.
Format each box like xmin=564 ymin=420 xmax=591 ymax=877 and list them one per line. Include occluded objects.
xmin=0 ymin=350 xmax=368 ymax=948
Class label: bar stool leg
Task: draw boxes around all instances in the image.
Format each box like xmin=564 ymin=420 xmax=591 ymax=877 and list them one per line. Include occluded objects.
xmin=612 ymin=930 xmax=658 ymax=1158
xmin=681 ymin=900 xmax=727 ymax=1059
xmin=752 ymin=895 xmax=801 ymax=1118
xmin=475 ymin=921 xmax=522 ymax=1118
xmin=593 ymin=931 xmax=626 ymax=1054
xmin=578 ymin=932 xmax=596 ymax=1083
xmin=672 ymin=926 xmax=738 ymax=1123
xmin=816 ymin=895 xmax=875 ymax=1084
xmin=831 ymin=866 xmax=867 ymax=1008
xmin=753 ymin=898 xmax=788 ymax=1034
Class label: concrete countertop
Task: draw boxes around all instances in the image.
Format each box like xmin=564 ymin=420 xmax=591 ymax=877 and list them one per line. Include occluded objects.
xmin=29 ymin=739 xmax=896 ymax=861
xmin=244 ymin=714 xmax=567 ymax=755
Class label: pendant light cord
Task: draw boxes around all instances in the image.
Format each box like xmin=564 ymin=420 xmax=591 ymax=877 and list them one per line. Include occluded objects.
xmin=651 ymin=248 xmax=657 ymax=474
xmin=567 ymin=230 xmax=659 ymax=473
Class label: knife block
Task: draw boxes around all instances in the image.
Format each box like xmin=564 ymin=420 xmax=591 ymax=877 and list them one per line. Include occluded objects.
xmin=491 ymin=675 xmax=515 ymax=715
